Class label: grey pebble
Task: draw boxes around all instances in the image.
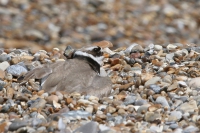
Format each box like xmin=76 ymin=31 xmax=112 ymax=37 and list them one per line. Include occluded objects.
xmin=8 ymin=120 xmax=28 ymax=131
xmin=7 ymin=64 xmax=27 ymax=77
xmin=156 ymin=96 xmax=170 ymax=108
xmin=0 ymin=54 xmax=11 ymax=62
xmin=149 ymin=84 xmax=161 ymax=93
xmin=74 ymin=121 xmax=99 ymax=133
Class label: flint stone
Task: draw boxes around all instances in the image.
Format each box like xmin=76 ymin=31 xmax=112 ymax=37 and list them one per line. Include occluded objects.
xmin=7 ymin=64 xmax=27 ymax=76
xmin=74 ymin=121 xmax=98 ymax=133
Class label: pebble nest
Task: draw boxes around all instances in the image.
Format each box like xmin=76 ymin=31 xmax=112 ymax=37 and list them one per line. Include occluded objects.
xmin=0 ymin=43 xmax=200 ymax=133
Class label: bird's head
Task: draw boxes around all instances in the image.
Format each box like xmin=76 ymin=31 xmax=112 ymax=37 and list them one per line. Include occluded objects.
xmin=63 ymin=45 xmax=104 ymax=74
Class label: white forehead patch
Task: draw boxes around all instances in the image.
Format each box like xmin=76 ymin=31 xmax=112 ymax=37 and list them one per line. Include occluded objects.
xmin=74 ymin=51 xmax=104 ymax=66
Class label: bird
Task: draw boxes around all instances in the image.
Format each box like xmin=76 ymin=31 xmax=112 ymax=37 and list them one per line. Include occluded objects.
xmin=20 ymin=45 xmax=112 ymax=98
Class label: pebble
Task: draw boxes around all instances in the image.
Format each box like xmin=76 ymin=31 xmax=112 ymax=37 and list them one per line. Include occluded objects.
xmin=30 ymin=98 xmax=46 ymax=109
xmin=0 ymin=54 xmax=11 ymax=62
xmin=0 ymin=61 xmax=10 ymax=71
xmin=6 ymin=64 xmax=27 ymax=77
xmin=149 ymin=84 xmax=162 ymax=93
xmin=8 ymin=120 xmax=28 ymax=131
xmin=144 ymin=76 xmax=161 ymax=87
xmin=156 ymin=96 xmax=170 ymax=108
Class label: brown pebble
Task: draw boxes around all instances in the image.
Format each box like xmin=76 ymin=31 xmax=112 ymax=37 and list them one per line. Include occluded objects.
xmin=106 ymin=106 xmax=116 ymax=114
xmin=46 ymin=95 xmax=59 ymax=104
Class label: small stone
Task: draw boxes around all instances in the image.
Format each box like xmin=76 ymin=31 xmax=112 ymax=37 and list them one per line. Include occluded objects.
xmin=74 ymin=121 xmax=99 ymax=133
xmin=167 ymin=82 xmax=178 ymax=91
xmin=6 ymin=64 xmax=27 ymax=77
xmin=144 ymin=76 xmax=161 ymax=87
xmin=106 ymin=106 xmax=116 ymax=114
xmin=167 ymin=44 xmax=178 ymax=50
xmin=46 ymin=95 xmax=59 ymax=104
xmin=53 ymin=100 xmax=61 ymax=109
xmin=0 ymin=54 xmax=11 ymax=62
xmin=8 ymin=120 xmax=28 ymax=131
xmin=169 ymin=123 xmax=179 ymax=129
xmin=156 ymin=96 xmax=170 ymax=108
xmin=154 ymin=45 xmax=163 ymax=51
xmin=168 ymin=111 xmax=182 ymax=122
xmin=30 ymin=98 xmax=46 ymax=109
xmin=149 ymin=84 xmax=161 ymax=93
xmin=145 ymin=111 xmax=161 ymax=122
xmin=0 ymin=61 xmax=10 ymax=71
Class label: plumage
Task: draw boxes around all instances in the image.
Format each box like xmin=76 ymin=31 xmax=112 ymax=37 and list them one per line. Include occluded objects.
xmin=21 ymin=46 xmax=112 ymax=98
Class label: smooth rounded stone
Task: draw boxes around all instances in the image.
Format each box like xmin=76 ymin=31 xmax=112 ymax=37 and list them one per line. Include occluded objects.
xmin=37 ymin=126 xmax=46 ymax=132
xmin=0 ymin=54 xmax=11 ymax=62
xmin=8 ymin=120 xmax=28 ymax=131
xmin=46 ymin=95 xmax=59 ymax=104
xmin=85 ymin=106 xmax=94 ymax=113
xmin=6 ymin=64 xmax=27 ymax=77
xmin=177 ymin=100 xmax=198 ymax=113
xmin=154 ymin=45 xmax=163 ymax=51
xmin=183 ymin=125 xmax=199 ymax=133
xmin=123 ymin=64 xmax=132 ymax=72
xmin=30 ymin=98 xmax=46 ymax=109
xmin=187 ymin=77 xmax=200 ymax=89
xmin=74 ymin=121 xmax=98 ymax=133
xmin=144 ymin=76 xmax=161 ymax=87
xmin=0 ymin=61 xmax=10 ymax=71
xmin=149 ymin=84 xmax=162 ymax=93
xmin=156 ymin=96 xmax=170 ymax=108
xmin=145 ymin=111 xmax=161 ymax=122
xmin=137 ymin=105 xmax=150 ymax=114
xmin=124 ymin=94 xmax=137 ymax=105
xmin=135 ymin=99 xmax=148 ymax=106
xmin=167 ymin=44 xmax=178 ymax=50
xmin=178 ymin=81 xmax=187 ymax=87
xmin=106 ymin=106 xmax=116 ymax=114
xmin=169 ymin=123 xmax=179 ymax=129
xmin=61 ymin=110 xmax=92 ymax=120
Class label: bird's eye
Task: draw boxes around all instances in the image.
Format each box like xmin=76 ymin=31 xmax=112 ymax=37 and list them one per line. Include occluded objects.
xmin=93 ymin=47 xmax=101 ymax=52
